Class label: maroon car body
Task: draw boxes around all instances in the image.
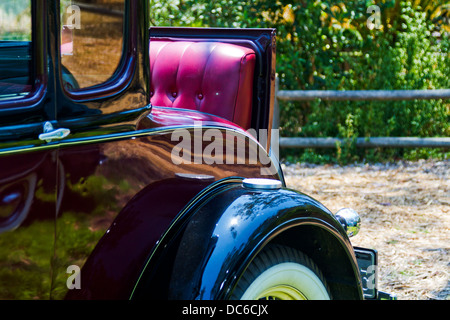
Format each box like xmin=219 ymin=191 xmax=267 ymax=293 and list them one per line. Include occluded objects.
xmin=0 ymin=0 xmax=391 ymax=301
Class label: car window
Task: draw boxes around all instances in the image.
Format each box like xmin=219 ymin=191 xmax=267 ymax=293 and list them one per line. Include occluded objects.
xmin=0 ymin=0 xmax=32 ymax=100
xmin=60 ymin=0 xmax=125 ymax=91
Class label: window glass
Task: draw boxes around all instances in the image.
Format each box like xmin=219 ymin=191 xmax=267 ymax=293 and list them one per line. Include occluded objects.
xmin=0 ymin=0 xmax=32 ymax=100
xmin=60 ymin=0 xmax=125 ymax=91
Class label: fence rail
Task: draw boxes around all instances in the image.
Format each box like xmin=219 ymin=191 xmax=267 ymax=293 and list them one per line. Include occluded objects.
xmin=277 ymin=89 xmax=450 ymax=101
xmin=274 ymin=79 xmax=450 ymax=149
xmin=279 ymin=137 xmax=450 ymax=149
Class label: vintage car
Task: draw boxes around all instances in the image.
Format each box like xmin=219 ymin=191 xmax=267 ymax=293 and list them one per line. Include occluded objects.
xmin=0 ymin=0 xmax=394 ymax=300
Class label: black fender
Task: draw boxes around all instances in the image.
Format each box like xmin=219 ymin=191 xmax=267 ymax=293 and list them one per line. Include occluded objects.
xmin=131 ymin=178 xmax=364 ymax=300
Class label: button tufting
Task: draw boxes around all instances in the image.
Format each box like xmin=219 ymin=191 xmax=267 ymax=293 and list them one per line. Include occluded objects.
xmin=149 ymin=40 xmax=256 ymax=129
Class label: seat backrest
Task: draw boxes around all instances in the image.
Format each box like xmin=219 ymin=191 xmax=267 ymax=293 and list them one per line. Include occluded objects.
xmin=149 ymin=39 xmax=256 ymax=129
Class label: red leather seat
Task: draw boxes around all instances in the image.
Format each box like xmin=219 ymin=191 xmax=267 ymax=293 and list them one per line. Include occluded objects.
xmin=149 ymin=40 xmax=256 ymax=129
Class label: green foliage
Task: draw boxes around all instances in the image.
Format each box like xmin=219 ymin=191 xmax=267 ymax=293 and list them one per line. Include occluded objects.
xmin=0 ymin=1 xmax=31 ymax=41
xmin=149 ymin=0 xmax=449 ymax=163
xmin=0 ymin=220 xmax=54 ymax=299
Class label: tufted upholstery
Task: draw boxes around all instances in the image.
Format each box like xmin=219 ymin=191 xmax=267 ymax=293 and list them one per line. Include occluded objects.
xmin=149 ymin=40 xmax=256 ymax=129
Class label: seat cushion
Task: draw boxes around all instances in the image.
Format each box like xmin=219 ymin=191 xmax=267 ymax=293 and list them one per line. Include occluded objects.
xmin=149 ymin=40 xmax=256 ymax=129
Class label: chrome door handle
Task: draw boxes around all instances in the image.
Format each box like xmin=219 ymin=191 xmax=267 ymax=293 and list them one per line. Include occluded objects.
xmin=39 ymin=122 xmax=71 ymax=142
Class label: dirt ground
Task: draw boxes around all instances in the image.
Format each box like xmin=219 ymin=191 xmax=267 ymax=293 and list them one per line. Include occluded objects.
xmin=283 ymin=159 xmax=449 ymax=300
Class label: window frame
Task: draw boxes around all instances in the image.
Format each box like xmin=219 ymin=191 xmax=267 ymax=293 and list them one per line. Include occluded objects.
xmin=59 ymin=0 xmax=137 ymax=102
xmin=0 ymin=0 xmax=47 ymax=111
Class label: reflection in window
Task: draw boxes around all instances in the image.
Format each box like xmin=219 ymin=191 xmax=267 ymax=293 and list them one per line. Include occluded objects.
xmin=0 ymin=0 xmax=32 ymax=100
xmin=0 ymin=1 xmax=31 ymax=41
xmin=60 ymin=0 xmax=125 ymax=91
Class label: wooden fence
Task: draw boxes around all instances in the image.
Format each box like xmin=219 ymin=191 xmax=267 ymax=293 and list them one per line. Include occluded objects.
xmin=274 ymin=79 xmax=450 ymax=149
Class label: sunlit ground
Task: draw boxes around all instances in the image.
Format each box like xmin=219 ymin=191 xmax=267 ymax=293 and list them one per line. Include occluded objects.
xmin=284 ymin=159 xmax=449 ymax=300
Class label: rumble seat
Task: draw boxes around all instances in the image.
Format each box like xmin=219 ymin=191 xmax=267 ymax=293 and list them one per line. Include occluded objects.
xmin=149 ymin=39 xmax=256 ymax=129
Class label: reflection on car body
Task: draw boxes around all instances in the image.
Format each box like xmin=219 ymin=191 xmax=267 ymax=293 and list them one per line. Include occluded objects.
xmin=0 ymin=0 xmax=395 ymax=300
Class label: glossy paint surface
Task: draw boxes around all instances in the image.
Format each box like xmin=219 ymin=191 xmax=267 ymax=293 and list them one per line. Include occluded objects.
xmin=0 ymin=0 xmax=283 ymax=300
xmin=61 ymin=125 xmax=278 ymax=299
xmin=0 ymin=1 xmax=54 ymax=299
xmin=0 ymin=150 xmax=57 ymax=299
xmin=131 ymin=181 xmax=361 ymax=300
xmin=0 ymin=0 xmax=362 ymax=301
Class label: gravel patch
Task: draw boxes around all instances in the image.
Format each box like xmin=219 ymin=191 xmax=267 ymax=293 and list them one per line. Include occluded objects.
xmin=283 ymin=159 xmax=449 ymax=300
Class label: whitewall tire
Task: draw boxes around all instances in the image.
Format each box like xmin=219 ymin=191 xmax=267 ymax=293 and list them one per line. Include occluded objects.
xmin=232 ymin=245 xmax=331 ymax=300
